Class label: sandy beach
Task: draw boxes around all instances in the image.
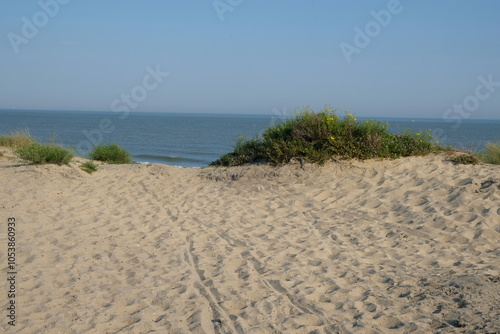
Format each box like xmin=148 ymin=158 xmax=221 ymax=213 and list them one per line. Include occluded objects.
xmin=1 ymin=149 xmax=499 ymax=333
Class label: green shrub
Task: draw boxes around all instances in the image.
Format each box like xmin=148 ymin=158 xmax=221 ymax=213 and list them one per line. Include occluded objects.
xmin=89 ymin=144 xmax=132 ymax=164
xmin=15 ymin=143 xmax=74 ymax=165
xmin=80 ymin=161 xmax=99 ymax=174
xmin=482 ymin=142 xmax=500 ymax=165
xmin=212 ymin=106 xmax=440 ymax=166
xmin=0 ymin=130 xmax=36 ymax=148
xmin=450 ymin=153 xmax=480 ymax=165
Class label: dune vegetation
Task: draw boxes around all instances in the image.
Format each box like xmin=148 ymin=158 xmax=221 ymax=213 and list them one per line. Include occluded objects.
xmin=88 ymin=144 xmax=133 ymax=164
xmin=482 ymin=141 xmax=500 ymax=165
xmin=212 ymin=106 xmax=441 ymax=166
xmin=0 ymin=131 xmax=73 ymax=165
xmin=15 ymin=143 xmax=74 ymax=165
xmin=80 ymin=161 xmax=99 ymax=174
xmin=0 ymin=132 xmax=133 ymax=166
xmin=0 ymin=130 xmax=36 ymax=148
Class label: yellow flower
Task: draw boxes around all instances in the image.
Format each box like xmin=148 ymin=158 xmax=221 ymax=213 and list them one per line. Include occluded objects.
xmin=330 ymin=136 xmax=335 ymax=140
xmin=345 ymin=113 xmax=357 ymax=121
xmin=327 ymin=117 xmax=334 ymax=122
xmin=416 ymin=133 xmax=421 ymax=136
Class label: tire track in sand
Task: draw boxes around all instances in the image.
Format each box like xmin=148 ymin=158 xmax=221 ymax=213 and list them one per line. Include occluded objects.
xmin=184 ymin=236 xmax=245 ymax=334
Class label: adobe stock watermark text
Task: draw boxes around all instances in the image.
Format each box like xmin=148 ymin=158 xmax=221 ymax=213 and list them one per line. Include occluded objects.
xmin=7 ymin=0 xmax=71 ymax=54
xmin=340 ymin=0 xmax=411 ymax=63
xmin=76 ymin=64 xmax=169 ymax=156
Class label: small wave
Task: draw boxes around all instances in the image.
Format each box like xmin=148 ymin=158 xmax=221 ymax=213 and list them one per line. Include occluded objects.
xmin=137 ymin=161 xmax=193 ymax=168
xmin=134 ymin=154 xmax=206 ymax=164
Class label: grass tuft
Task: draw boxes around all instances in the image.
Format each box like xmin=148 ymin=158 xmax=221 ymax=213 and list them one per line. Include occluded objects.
xmin=88 ymin=144 xmax=132 ymax=164
xmin=482 ymin=142 xmax=500 ymax=165
xmin=212 ymin=106 xmax=441 ymax=166
xmin=0 ymin=130 xmax=36 ymax=148
xmin=15 ymin=143 xmax=74 ymax=165
xmin=449 ymin=152 xmax=480 ymax=165
xmin=80 ymin=161 xmax=99 ymax=174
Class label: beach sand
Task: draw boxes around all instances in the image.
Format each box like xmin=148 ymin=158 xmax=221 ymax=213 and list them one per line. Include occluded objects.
xmin=1 ymin=149 xmax=499 ymax=333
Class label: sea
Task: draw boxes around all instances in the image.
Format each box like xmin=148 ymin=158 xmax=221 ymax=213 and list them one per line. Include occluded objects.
xmin=1 ymin=109 xmax=499 ymax=167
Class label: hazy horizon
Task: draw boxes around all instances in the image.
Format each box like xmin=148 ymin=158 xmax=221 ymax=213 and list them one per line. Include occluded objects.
xmin=1 ymin=1 xmax=499 ymax=120
xmin=3 ymin=108 xmax=500 ymax=122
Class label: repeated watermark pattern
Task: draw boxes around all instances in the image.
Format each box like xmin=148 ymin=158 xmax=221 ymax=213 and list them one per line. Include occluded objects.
xmin=269 ymin=106 xmax=291 ymax=126
xmin=76 ymin=64 xmax=169 ymax=156
xmin=213 ymin=0 xmax=244 ymax=21
xmin=433 ymin=74 xmax=500 ymax=143
xmin=252 ymin=106 xmax=291 ymax=138
xmin=7 ymin=0 xmax=71 ymax=54
xmin=340 ymin=0 xmax=409 ymax=64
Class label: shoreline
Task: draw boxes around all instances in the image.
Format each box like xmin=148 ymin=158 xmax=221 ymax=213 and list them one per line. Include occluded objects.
xmin=2 ymin=111 xmax=500 ymax=168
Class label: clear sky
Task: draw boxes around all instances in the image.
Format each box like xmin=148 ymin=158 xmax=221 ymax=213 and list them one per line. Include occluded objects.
xmin=1 ymin=0 xmax=499 ymax=119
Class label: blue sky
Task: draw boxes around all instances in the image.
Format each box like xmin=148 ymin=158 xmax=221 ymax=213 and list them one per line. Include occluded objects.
xmin=1 ymin=0 xmax=499 ymax=119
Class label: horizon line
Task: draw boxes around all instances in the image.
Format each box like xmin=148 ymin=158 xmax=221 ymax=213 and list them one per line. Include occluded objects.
xmin=1 ymin=108 xmax=499 ymax=122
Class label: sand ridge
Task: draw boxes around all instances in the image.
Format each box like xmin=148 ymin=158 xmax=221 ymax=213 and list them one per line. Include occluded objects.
xmin=1 ymin=150 xmax=499 ymax=333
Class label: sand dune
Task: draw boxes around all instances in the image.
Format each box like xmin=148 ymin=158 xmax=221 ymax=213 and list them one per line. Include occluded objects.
xmin=1 ymin=149 xmax=499 ymax=333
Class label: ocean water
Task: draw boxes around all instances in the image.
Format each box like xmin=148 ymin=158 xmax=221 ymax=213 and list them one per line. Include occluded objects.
xmin=1 ymin=109 xmax=499 ymax=167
